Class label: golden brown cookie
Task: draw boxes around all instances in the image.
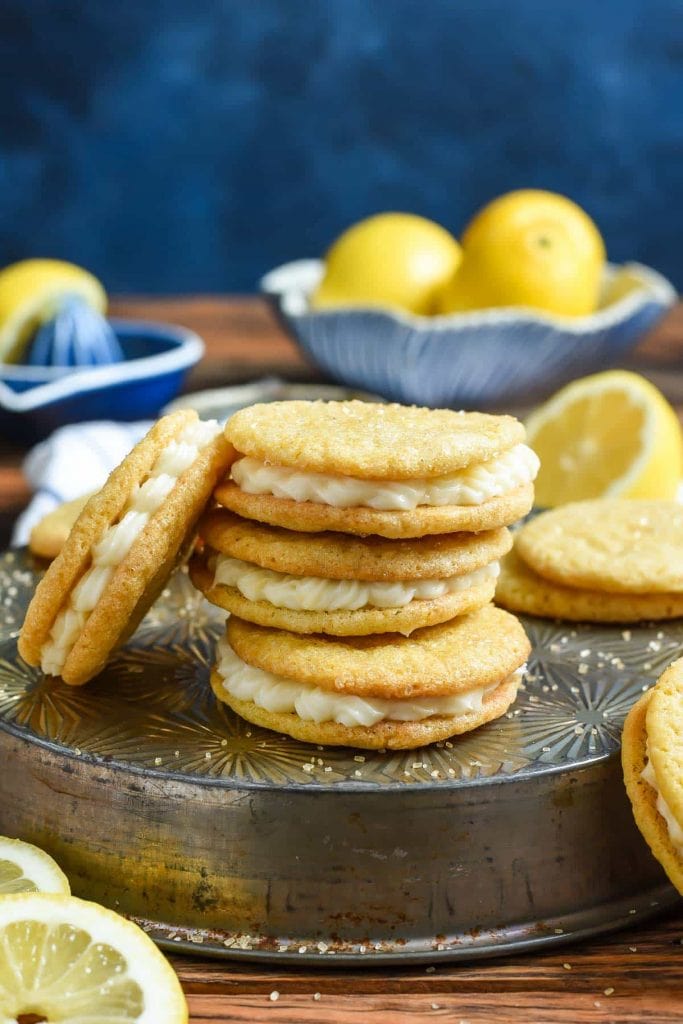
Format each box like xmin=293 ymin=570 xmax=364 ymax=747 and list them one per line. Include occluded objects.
xmin=190 ymin=556 xmax=496 ymax=636
xmin=641 ymin=657 xmax=683 ymax=827
xmin=198 ymin=508 xmax=512 ymax=580
xmin=516 ymin=500 xmax=683 ymax=594
xmin=622 ymin=668 xmax=683 ymax=895
xmin=19 ymin=412 xmax=236 ymax=686
xmin=225 ymin=605 xmax=530 ymax=700
xmin=495 ymin=549 xmax=683 ymax=623
xmin=226 ymin=400 xmax=525 ymax=478
xmin=210 ymin=669 xmax=521 ymax=750
xmin=214 ymin=481 xmax=535 ymax=539
xmin=29 ymin=494 xmax=94 ymax=560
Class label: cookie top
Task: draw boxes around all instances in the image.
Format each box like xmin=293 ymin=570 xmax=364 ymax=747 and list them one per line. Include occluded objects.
xmin=19 ymin=411 xmax=235 ymax=685
xmin=516 ymin=500 xmax=683 ymax=594
xmin=225 ymin=400 xmax=525 ymax=479
xmin=226 ymin=605 xmax=530 ymax=700
xmin=214 ymin=481 xmax=534 ymax=539
xmin=645 ymin=658 xmax=683 ymax=828
xmin=199 ymin=509 xmax=511 ymax=580
xmin=495 ymin=548 xmax=683 ymax=623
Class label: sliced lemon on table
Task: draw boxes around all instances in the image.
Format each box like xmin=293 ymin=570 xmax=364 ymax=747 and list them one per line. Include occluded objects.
xmin=0 ymin=893 xmax=188 ymax=1022
xmin=526 ymin=370 xmax=683 ymax=507
xmin=0 ymin=837 xmax=70 ymax=896
xmin=0 ymin=258 xmax=107 ymax=363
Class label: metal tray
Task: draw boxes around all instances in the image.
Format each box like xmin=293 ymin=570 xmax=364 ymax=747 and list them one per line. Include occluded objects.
xmin=0 ymin=549 xmax=677 ymax=964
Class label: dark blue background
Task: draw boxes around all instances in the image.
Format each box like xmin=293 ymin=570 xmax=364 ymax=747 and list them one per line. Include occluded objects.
xmin=1 ymin=0 xmax=681 ymax=293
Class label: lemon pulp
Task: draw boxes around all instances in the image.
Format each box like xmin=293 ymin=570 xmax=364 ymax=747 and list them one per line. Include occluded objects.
xmin=0 ymin=839 xmax=70 ymax=897
xmin=0 ymin=895 xmax=188 ymax=1024
xmin=526 ymin=370 xmax=683 ymax=507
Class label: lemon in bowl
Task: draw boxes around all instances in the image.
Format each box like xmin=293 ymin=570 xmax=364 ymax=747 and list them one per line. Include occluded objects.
xmin=437 ymin=189 xmax=606 ymax=316
xmin=262 ymin=196 xmax=676 ymax=409
xmin=311 ymin=212 xmax=462 ymax=315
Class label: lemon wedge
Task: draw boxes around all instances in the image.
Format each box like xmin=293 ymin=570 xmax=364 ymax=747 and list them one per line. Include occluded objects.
xmin=0 ymin=837 xmax=70 ymax=896
xmin=0 ymin=893 xmax=188 ymax=1022
xmin=526 ymin=370 xmax=683 ymax=507
xmin=0 ymin=258 xmax=107 ymax=363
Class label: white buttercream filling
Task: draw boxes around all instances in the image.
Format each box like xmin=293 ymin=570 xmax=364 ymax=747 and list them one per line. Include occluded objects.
xmin=216 ymin=637 xmax=520 ymax=727
xmin=40 ymin=419 xmax=222 ymax=676
xmin=230 ymin=443 xmax=539 ymax=511
xmin=641 ymin=741 xmax=683 ymax=855
xmin=212 ymin=554 xmax=500 ymax=612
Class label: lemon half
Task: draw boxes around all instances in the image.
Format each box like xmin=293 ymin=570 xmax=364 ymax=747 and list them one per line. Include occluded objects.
xmin=526 ymin=370 xmax=683 ymax=507
xmin=0 ymin=258 xmax=107 ymax=363
xmin=0 ymin=837 xmax=70 ymax=896
xmin=0 ymin=893 xmax=188 ymax=1023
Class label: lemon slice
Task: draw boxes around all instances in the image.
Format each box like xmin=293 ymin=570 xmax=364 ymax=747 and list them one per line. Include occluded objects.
xmin=0 ymin=893 xmax=188 ymax=1022
xmin=0 ymin=837 xmax=70 ymax=896
xmin=526 ymin=370 xmax=683 ymax=507
xmin=0 ymin=258 xmax=107 ymax=363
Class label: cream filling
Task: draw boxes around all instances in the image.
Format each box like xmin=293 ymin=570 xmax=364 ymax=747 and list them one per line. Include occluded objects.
xmin=216 ymin=637 xmax=520 ymax=727
xmin=40 ymin=419 xmax=222 ymax=676
xmin=212 ymin=554 xmax=500 ymax=612
xmin=641 ymin=741 xmax=683 ymax=855
xmin=230 ymin=443 xmax=539 ymax=511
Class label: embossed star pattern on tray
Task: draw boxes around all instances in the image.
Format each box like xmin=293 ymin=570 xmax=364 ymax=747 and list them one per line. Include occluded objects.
xmin=1 ymin=548 xmax=680 ymax=789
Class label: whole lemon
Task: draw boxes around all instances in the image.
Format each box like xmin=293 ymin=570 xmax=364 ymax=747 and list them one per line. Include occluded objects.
xmin=312 ymin=212 xmax=462 ymax=316
xmin=438 ymin=190 xmax=606 ymax=316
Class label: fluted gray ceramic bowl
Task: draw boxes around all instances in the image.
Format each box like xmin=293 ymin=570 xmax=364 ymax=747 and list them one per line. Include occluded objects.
xmin=261 ymin=259 xmax=676 ymax=408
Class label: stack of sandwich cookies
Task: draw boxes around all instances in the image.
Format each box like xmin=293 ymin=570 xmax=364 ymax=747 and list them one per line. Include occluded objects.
xmin=496 ymin=499 xmax=683 ymax=623
xmin=19 ymin=411 xmax=235 ymax=686
xmin=210 ymin=606 xmax=531 ymax=750
xmin=190 ymin=510 xmax=511 ymax=636
xmin=623 ymin=657 xmax=683 ymax=895
xmin=215 ymin=401 xmax=539 ymax=538
xmin=195 ymin=399 xmax=537 ymax=748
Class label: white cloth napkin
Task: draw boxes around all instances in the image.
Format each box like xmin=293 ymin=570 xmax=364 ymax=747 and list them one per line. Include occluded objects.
xmin=12 ymin=421 xmax=151 ymax=547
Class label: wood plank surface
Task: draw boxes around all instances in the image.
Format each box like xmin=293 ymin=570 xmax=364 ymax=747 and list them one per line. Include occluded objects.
xmin=4 ymin=296 xmax=683 ymax=1021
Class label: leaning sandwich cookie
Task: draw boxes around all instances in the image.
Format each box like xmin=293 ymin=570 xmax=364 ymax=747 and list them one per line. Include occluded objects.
xmin=215 ymin=401 xmax=539 ymax=538
xmin=190 ymin=509 xmax=512 ymax=635
xmin=19 ymin=411 xmax=235 ymax=686
xmin=210 ymin=606 xmax=530 ymax=750
xmin=623 ymin=658 xmax=683 ymax=895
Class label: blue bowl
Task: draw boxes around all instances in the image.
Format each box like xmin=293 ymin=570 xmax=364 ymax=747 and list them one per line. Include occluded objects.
xmin=0 ymin=319 xmax=204 ymax=443
xmin=261 ymin=260 xmax=677 ymax=408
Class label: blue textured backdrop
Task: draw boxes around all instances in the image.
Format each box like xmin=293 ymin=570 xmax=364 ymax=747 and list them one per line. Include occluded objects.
xmin=1 ymin=0 xmax=681 ymax=292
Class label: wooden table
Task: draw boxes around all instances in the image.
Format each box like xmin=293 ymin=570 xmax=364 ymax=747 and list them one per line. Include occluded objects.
xmin=5 ymin=297 xmax=683 ymax=1022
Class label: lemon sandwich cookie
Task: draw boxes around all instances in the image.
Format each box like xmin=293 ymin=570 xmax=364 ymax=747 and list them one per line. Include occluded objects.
xmin=190 ymin=509 xmax=511 ymax=636
xmin=19 ymin=411 xmax=235 ymax=686
xmin=210 ymin=605 xmax=530 ymax=749
xmin=215 ymin=400 xmax=539 ymax=539
xmin=623 ymin=658 xmax=683 ymax=895
xmin=496 ymin=500 xmax=683 ymax=623
xmin=496 ymin=548 xmax=683 ymax=624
